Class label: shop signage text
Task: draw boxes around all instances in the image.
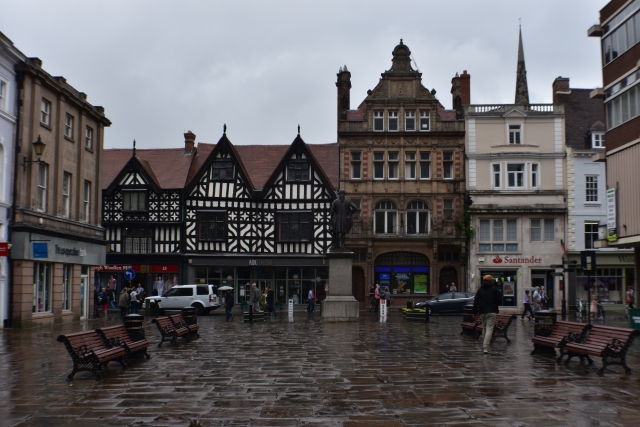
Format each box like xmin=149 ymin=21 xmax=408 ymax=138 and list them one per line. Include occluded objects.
xmin=492 ymin=255 xmax=542 ymax=264
xmin=94 ymin=265 xmax=133 ymax=272
xmin=55 ymin=245 xmax=86 ymax=257
xmin=249 ymin=259 xmax=273 ymax=266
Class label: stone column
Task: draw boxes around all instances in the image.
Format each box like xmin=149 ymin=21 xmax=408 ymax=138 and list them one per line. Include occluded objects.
xmin=322 ymin=250 xmax=359 ymax=322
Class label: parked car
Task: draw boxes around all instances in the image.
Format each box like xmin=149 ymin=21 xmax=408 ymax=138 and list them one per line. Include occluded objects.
xmin=414 ymin=291 xmax=475 ymax=315
xmin=142 ymin=284 xmax=222 ymax=315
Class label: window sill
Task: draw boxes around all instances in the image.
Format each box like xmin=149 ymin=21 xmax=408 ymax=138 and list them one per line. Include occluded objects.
xmin=40 ymin=122 xmax=52 ymax=131
xmin=85 ymin=147 xmax=94 ymax=153
xmin=64 ymin=135 xmax=75 ymax=143
xmin=584 ymin=202 xmax=601 ymax=206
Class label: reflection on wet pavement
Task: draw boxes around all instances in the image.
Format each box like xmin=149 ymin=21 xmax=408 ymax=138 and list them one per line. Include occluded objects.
xmin=0 ymin=312 xmax=639 ymax=426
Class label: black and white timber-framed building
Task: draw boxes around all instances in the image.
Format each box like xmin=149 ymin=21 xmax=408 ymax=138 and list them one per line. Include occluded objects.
xmin=100 ymin=130 xmax=339 ymax=305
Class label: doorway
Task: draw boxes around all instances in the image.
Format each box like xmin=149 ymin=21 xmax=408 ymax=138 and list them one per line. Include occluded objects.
xmin=80 ymin=274 xmax=90 ymax=319
xmin=439 ymin=267 xmax=458 ymax=294
xmin=352 ymin=267 xmax=365 ymax=305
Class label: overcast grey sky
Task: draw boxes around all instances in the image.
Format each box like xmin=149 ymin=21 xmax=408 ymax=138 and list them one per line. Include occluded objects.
xmin=2 ymin=0 xmax=606 ymax=149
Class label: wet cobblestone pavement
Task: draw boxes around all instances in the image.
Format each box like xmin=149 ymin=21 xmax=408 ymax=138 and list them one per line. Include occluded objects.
xmin=1 ymin=310 xmax=639 ymax=427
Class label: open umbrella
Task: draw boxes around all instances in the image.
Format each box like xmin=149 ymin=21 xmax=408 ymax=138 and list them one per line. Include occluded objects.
xmin=218 ymin=286 xmax=233 ymax=291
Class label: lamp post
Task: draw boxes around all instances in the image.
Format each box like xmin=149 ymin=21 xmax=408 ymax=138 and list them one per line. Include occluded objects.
xmin=22 ymin=135 xmax=46 ymax=170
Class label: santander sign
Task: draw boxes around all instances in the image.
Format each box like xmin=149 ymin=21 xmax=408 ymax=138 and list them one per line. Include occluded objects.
xmin=492 ymin=255 xmax=542 ymax=264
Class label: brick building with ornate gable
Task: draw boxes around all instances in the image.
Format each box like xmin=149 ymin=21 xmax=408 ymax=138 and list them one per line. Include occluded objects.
xmin=337 ymin=40 xmax=469 ymax=307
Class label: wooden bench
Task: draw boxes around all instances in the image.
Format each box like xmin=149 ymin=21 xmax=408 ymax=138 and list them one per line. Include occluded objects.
xmin=564 ymin=325 xmax=640 ymax=374
xmin=96 ymin=325 xmax=151 ymax=362
xmin=169 ymin=313 xmax=200 ymax=337
xmin=465 ymin=313 xmax=517 ymax=343
xmin=57 ymin=330 xmax=126 ymax=380
xmin=152 ymin=316 xmax=190 ymax=347
xmin=461 ymin=315 xmax=481 ymax=336
xmin=530 ymin=321 xmax=591 ymax=360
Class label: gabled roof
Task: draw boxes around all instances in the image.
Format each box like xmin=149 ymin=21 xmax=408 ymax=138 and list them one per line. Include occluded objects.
xmin=103 ymin=136 xmax=339 ymax=194
xmin=103 ymin=148 xmax=196 ymax=190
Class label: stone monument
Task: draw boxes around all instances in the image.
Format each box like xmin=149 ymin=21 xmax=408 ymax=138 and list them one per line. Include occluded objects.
xmin=322 ymin=190 xmax=360 ymax=321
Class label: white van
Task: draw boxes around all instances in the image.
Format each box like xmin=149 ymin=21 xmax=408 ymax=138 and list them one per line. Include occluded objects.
xmin=143 ymin=284 xmax=222 ymax=315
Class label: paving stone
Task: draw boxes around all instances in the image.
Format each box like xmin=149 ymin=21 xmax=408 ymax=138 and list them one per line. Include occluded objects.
xmin=1 ymin=313 xmax=640 ymax=426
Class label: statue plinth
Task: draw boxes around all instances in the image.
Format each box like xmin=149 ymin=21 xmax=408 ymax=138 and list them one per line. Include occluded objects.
xmin=322 ymin=249 xmax=359 ymax=322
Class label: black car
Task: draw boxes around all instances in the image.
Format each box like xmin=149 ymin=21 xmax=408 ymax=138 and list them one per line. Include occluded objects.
xmin=415 ymin=291 xmax=475 ymax=314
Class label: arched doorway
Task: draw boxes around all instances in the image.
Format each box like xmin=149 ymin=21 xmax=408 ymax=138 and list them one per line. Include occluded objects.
xmin=374 ymin=251 xmax=430 ymax=295
xmin=439 ymin=267 xmax=458 ymax=294
xmin=352 ymin=267 xmax=365 ymax=307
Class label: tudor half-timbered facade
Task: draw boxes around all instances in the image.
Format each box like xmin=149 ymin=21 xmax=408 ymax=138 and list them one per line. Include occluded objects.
xmin=101 ymin=131 xmax=339 ymax=306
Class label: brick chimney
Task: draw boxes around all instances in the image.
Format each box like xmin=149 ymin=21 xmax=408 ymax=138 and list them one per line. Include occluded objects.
xmin=336 ymin=65 xmax=351 ymax=124
xmin=184 ymin=130 xmax=196 ymax=155
xmin=460 ymin=70 xmax=471 ymax=105
xmin=552 ymin=77 xmax=570 ymax=104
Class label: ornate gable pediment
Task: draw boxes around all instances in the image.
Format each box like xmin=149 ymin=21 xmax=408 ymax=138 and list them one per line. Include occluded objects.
xmin=503 ymin=108 xmax=527 ymax=118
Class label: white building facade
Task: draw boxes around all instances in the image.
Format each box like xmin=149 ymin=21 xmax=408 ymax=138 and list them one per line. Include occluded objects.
xmin=0 ymin=33 xmax=26 ymax=327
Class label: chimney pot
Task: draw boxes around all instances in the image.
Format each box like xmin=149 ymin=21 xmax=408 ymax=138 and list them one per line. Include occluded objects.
xmin=184 ymin=130 xmax=196 ymax=155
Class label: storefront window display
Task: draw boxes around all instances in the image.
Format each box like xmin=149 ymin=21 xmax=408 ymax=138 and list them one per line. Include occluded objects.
xmin=374 ymin=266 xmax=429 ymax=294
xmin=152 ymin=274 xmax=179 ymax=296
xmin=33 ymin=262 xmax=52 ymax=313
xmin=480 ymin=270 xmax=518 ymax=307
xmin=576 ymin=267 xmax=635 ymax=302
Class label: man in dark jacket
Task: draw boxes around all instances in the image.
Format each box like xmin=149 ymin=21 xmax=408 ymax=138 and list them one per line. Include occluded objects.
xmin=472 ymin=275 xmax=502 ymax=354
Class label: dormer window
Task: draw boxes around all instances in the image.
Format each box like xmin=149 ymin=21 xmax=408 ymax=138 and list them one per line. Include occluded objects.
xmin=592 ymin=132 xmax=605 ymax=149
xmin=287 ymin=160 xmax=310 ymax=182
xmin=212 ymin=160 xmax=234 ymax=180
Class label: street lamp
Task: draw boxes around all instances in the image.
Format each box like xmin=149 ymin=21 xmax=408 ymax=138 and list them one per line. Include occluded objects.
xmin=22 ymin=136 xmax=47 ymax=170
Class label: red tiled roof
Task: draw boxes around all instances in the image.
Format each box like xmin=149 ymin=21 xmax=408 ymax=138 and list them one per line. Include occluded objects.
xmin=437 ymin=103 xmax=458 ymax=121
xmin=345 ymin=101 xmax=367 ymax=121
xmin=104 ymin=141 xmax=339 ymax=192
xmin=102 ymin=148 xmax=195 ymax=189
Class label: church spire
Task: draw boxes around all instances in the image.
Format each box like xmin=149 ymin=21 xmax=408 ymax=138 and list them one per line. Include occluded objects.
xmin=514 ymin=25 xmax=530 ymax=105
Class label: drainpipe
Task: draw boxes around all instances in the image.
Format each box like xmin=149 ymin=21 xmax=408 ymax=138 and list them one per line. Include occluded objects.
xmin=6 ymin=72 xmax=24 ymax=328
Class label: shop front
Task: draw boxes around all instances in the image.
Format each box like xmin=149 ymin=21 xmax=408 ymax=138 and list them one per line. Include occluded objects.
xmin=569 ymin=251 xmax=635 ymax=304
xmin=188 ymin=257 xmax=328 ymax=306
xmin=372 ymin=251 xmax=431 ymax=307
xmin=10 ymin=231 xmax=106 ymax=327
xmin=95 ymin=263 xmax=181 ymax=301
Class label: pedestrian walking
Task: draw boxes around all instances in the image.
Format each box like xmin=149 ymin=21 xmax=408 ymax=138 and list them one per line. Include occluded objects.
xmin=532 ymin=286 xmax=542 ymax=312
xmin=129 ymin=287 xmax=139 ymax=314
xmin=374 ymin=284 xmax=381 ymax=313
xmin=383 ymin=287 xmax=391 ymax=308
xmin=307 ymin=288 xmax=316 ymax=313
xmin=521 ymin=290 xmax=535 ymax=320
xmin=93 ymin=286 xmax=100 ymax=318
xmin=224 ymin=289 xmax=235 ymax=321
xmin=118 ymin=287 xmax=130 ymax=317
xmin=250 ymin=283 xmax=261 ymax=315
xmin=266 ymin=286 xmax=278 ymax=318
xmin=449 ymin=282 xmax=457 ymax=292
xmin=626 ymin=286 xmax=635 ymax=309
xmin=100 ymin=287 xmax=109 ymax=319
xmin=590 ymin=296 xmax=599 ymax=322
xmin=472 ymin=274 xmax=502 ymax=354
xmin=368 ymin=285 xmax=375 ymax=311
xmin=539 ymin=286 xmax=548 ymax=310
xmin=108 ymin=275 xmax=118 ymax=309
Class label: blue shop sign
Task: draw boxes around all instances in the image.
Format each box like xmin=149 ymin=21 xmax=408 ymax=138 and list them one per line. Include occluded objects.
xmin=33 ymin=243 xmax=48 ymax=258
xmin=379 ymin=273 xmax=391 ymax=280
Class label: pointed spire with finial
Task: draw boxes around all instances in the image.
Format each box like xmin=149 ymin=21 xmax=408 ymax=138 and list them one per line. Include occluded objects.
xmin=514 ymin=24 xmax=530 ymax=105
xmin=132 ymin=139 xmax=136 ymax=157
xmin=223 ymin=123 xmax=227 ymax=134
xmin=298 ymin=124 xmax=300 ymax=135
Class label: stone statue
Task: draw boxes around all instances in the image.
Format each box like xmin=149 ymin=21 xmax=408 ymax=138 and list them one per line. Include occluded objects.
xmin=329 ymin=189 xmax=359 ymax=250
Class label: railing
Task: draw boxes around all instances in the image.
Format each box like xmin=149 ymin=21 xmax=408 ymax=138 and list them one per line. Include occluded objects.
xmin=468 ymin=104 xmax=559 ymax=114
